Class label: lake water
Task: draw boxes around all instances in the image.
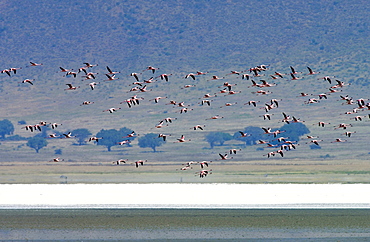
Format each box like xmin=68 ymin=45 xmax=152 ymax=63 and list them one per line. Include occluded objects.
xmin=1 ymin=184 xmax=370 ymax=240
xmin=0 ymin=209 xmax=370 ymax=241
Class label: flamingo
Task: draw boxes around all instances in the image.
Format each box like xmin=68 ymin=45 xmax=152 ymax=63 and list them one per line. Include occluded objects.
xmin=289 ymin=66 xmax=301 ymax=75
xmin=157 ymin=133 xmax=170 ymax=141
xmin=83 ymin=62 xmax=98 ymax=68
xmin=218 ymin=153 xmax=233 ymax=160
xmin=260 ymin=113 xmax=274 ymax=120
xmin=274 ymin=71 xmax=286 ymax=78
xmin=106 ymin=66 xmax=120 ymax=75
xmin=185 ymin=73 xmax=196 ymax=80
xmin=9 ymin=67 xmax=21 ymax=74
xmin=123 ymin=131 xmax=137 ymax=138
xmin=80 ymin=101 xmax=94 ymax=106
xmin=238 ymin=131 xmax=250 ymax=138
xmin=298 ymin=92 xmax=311 ymax=97
xmin=103 ymin=108 xmax=121 ymax=113
xmin=134 ymin=160 xmax=147 ymax=167
xmin=179 ymin=107 xmax=193 ymax=114
xmin=281 ymin=112 xmax=291 ymax=123
xmin=29 ymin=62 xmax=43 ymax=67
xmin=271 ymin=129 xmax=285 ymax=137
xmin=226 ymin=90 xmax=241 ymax=95
xmin=192 ymin=125 xmax=205 ymax=130
xmin=305 ymin=135 xmax=319 ymax=139
xmin=208 ymin=75 xmax=223 ymax=81
xmin=47 ymin=133 xmax=60 ymax=138
xmin=158 ymin=73 xmax=172 ymax=82
xmin=65 ymin=83 xmax=80 ymax=90
xmin=178 ymin=165 xmax=192 ymax=171
xmin=118 ymin=140 xmax=130 ymax=145
xmin=104 ymin=74 xmax=119 ymax=81
xmin=50 ymin=123 xmax=62 ymax=129
xmin=334 ymin=123 xmax=352 ymax=129
xmin=318 ymin=76 xmax=333 ymax=84
xmin=227 ymin=70 xmax=242 ymax=75
xmin=316 ymin=121 xmax=330 ymax=127
xmin=143 ymin=77 xmax=156 ymax=84
xmin=144 ymin=66 xmax=159 ymax=73
xmin=1 ymin=68 xmax=11 ymax=76
xmin=261 ymin=127 xmax=272 ymax=134
xmin=290 ymin=73 xmax=303 ymax=80
xmin=22 ymin=125 xmax=35 ymax=132
xmin=244 ymin=100 xmax=260 ymax=107
xmin=291 ymin=116 xmax=305 ymax=123
xmin=307 ymin=139 xmax=323 ymax=146
xmin=88 ymin=82 xmax=99 ymax=90
xmin=306 ymin=66 xmax=320 ymax=75
xmin=201 ymin=100 xmax=212 ymax=106
xmin=241 ymin=74 xmax=252 ymax=80
xmin=21 ymin=79 xmax=34 ymax=85
xmin=183 ymin=161 xmax=197 ymax=166
xmin=65 ymin=71 xmax=78 ymax=78
xmin=206 ymin=115 xmax=224 ymax=120
xmin=318 ymin=93 xmax=328 ymax=99
xmin=331 ymin=138 xmax=347 ymax=143
xmin=198 ymin=161 xmax=212 ymax=169
xmin=260 ymin=80 xmax=276 ymax=87
xmin=59 ymin=67 xmax=73 ymax=73
xmin=150 ymin=96 xmax=167 ymax=103
xmin=263 ymin=151 xmax=276 ymax=158
xmin=130 ymin=72 xmax=140 ymax=82
xmin=305 ymin=98 xmax=320 ymax=104
xmin=182 ymin=84 xmax=196 ymax=89
xmin=163 ymin=117 xmax=177 ymax=123
xmin=203 ymin=93 xmax=217 ymax=98
xmin=196 ymin=169 xmax=212 ymax=178
xmin=50 ymin=157 xmax=64 ymax=162
xmin=62 ymin=132 xmax=75 ymax=138
xmin=220 ymin=102 xmax=237 ymax=108
xmin=174 ymin=135 xmax=191 ymax=143
xmin=138 ymin=85 xmax=152 ymax=92
xmin=229 ymin=149 xmax=241 ymax=154
xmin=343 ymin=131 xmax=356 ymax=137
xmin=253 ymin=90 xmax=272 ymax=95
xmin=154 ymin=121 xmax=167 ymax=128
xmin=89 ymin=137 xmax=102 ymax=142
xmin=113 ymin=159 xmax=127 ymax=165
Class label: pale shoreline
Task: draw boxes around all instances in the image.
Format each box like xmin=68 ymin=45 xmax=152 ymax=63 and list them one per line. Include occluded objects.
xmin=1 ymin=184 xmax=369 ymax=209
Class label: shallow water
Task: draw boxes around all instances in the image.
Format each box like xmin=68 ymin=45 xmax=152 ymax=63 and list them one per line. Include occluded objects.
xmin=0 ymin=209 xmax=369 ymax=241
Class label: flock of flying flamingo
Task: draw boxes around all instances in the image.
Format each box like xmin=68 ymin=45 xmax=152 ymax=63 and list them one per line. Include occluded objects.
xmin=3 ymin=60 xmax=369 ymax=179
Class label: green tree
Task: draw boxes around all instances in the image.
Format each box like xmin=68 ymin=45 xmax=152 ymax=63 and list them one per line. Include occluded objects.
xmin=279 ymin=122 xmax=310 ymax=142
xmin=233 ymin=126 xmax=264 ymax=146
xmin=205 ymin=132 xmax=233 ymax=149
xmin=0 ymin=119 xmax=14 ymax=139
xmin=72 ymin=128 xmax=92 ymax=145
xmin=27 ymin=136 xmax=48 ymax=153
xmin=95 ymin=127 xmax=135 ymax=151
xmin=138 ymin=133 xmax=166 ymax=152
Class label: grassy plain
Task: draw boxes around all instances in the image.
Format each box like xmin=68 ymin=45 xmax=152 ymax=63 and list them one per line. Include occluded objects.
xmin=0 ymin=61 xmax=369 ymax=184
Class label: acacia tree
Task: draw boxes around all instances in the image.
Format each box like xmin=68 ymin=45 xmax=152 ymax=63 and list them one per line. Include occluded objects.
xmin=0 ymin=119 xmax=14 ymax=139
xmin=27 ymin=136 xmax=48 ymax=153
xmin=138 ymin=133 xmax=166 ymax=152
xmin=95 ymin=127 xmax=135 ymax=151
xmin=205 ymin=132 xmax=233 ymax=149
xmin=72 ymin=128 xmax=92 ymax=145
xmin=279 ymin=122 xmax=310 ymax=142
xmin=233 ymin=126 xmax=264 ymax=146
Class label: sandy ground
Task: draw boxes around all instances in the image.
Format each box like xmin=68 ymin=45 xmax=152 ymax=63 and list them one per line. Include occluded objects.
xmin=0 ymin=183 xmax=369 ymax=208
